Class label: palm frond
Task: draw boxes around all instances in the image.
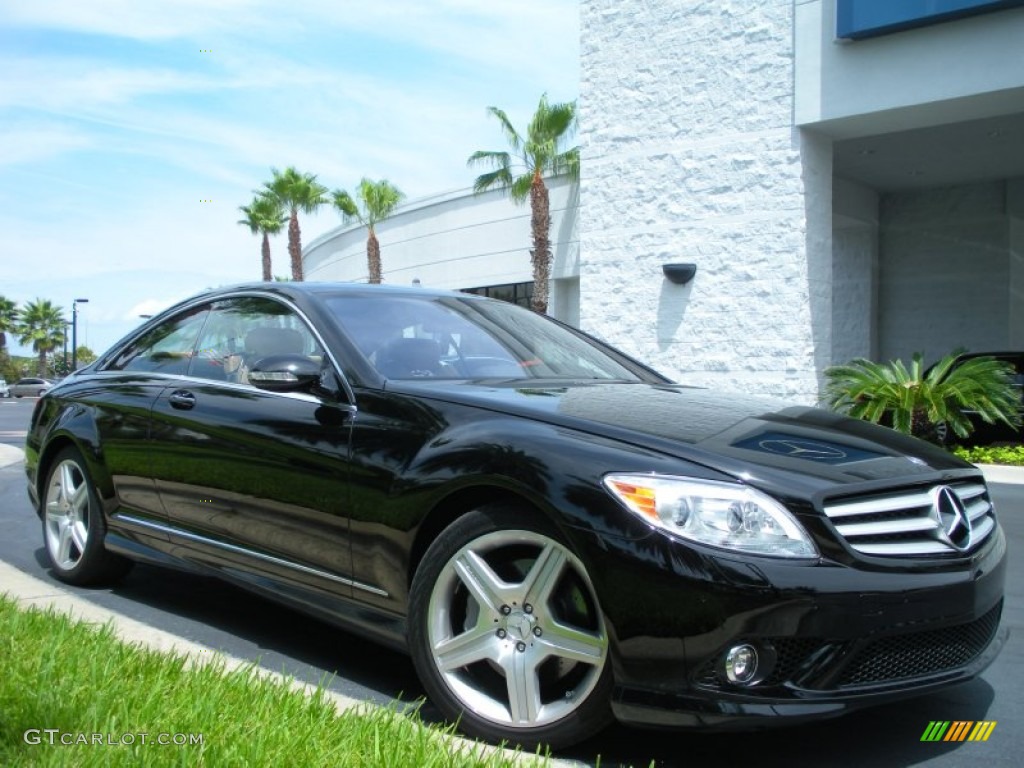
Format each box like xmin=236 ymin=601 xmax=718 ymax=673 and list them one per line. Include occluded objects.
xmin=486 ymin=106 xmax=523 ymax=153
xmin=331 ymin=190 xmax=362 ymax=226
xmin=472 ymin=168 xmax=515 ymax=194
xmin=825 ymin=351 xmax=1021 ymax=443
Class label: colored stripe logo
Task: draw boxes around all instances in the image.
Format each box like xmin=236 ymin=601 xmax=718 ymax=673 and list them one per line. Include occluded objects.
xmin=921 ymin=721 xmax=997 ymax=742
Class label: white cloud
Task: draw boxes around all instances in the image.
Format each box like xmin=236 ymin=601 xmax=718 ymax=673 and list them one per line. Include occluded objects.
xmin=0 ymin=1 xmax=579 ymax=356
xmin=2 ymin=0 xmax=261 ymax=40
xmin=0 ymin=125 xmax=93 ymax=166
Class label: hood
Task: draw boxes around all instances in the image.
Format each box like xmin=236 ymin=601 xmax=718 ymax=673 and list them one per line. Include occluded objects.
xmin=390 ymin=379 xmax=974 ymax=498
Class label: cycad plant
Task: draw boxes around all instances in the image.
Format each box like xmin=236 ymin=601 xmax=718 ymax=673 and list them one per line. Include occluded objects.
xmin=823 ymin=353 xmax=1021 ymax=445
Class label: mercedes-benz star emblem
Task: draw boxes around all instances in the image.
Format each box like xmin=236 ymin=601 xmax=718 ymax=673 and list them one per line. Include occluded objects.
xmin=931 ymin=485 xmax=972 ymax=551
xmin=758 ymin=439 xmax=848 ymax=461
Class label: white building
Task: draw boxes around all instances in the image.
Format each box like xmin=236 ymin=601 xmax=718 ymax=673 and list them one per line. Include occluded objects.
xmin=305 ymin=0 xmax=1024 ymax=403
xmin=304 ymin=177 xmax=582 ymax=324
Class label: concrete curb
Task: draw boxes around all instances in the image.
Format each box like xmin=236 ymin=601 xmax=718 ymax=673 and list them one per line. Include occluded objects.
xmin=0 ymin=560 xmax=363 ymax=710
xmin=978 ymin=464 xmax=1024 ymax=485
xmin=0 ymin=560 xmax=556 ymax=765
xmin=0 ymin=444 xmax=24 ymax=468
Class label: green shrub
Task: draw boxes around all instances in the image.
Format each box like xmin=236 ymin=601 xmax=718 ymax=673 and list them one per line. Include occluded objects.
xmin=953 ymin=444 xmax=1024 ymax=466
xmin=823 ymin=352 xmax=1020 ymax=445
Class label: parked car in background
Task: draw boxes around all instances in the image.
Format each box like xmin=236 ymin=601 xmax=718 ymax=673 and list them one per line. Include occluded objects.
xmin=0 ymin=378 xmax=9 ymax=398
xmin=24 ymin=283 xmax=1007 ymax=749
xmin=10 ymin=377 xmax=54 ymax=398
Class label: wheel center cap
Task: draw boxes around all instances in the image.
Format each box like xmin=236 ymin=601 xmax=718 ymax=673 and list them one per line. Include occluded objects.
xmin=503 ymin=611 xmax=536 ymax=641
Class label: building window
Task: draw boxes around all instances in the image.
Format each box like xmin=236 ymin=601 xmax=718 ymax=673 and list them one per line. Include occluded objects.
xmin=836 ymin=0 xmax=1024 ymax=41
xmin=463 ymin=282 xmax=534 ymax=308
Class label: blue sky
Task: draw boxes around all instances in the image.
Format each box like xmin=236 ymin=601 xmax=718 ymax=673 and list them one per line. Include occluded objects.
xmin=0 ymin=0 xmax=579 ymax=357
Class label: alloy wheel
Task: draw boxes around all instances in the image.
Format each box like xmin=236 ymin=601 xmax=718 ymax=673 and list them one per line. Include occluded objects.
xmin=44 ymin=459 xmax=91 ymax=570
xmin=425 ymin=528 xmax=608 ymax=730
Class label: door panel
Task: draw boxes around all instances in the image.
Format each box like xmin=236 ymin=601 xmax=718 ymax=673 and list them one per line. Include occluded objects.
xmin=150 ymin=381 xmax=356 ymax=594
xmin=142 ymin=296 xmax=358 ymax=596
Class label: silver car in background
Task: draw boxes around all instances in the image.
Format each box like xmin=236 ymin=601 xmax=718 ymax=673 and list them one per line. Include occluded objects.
xmin=9 ymin=378 xmax=54 ymax=398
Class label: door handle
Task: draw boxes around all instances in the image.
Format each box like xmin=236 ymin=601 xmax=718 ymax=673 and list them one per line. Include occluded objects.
xmin=168 ymin=390 xmax=196 ymax=410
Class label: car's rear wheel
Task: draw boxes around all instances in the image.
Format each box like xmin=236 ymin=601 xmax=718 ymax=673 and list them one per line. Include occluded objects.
xmin=409 ymin=505 xmax=613 ymax=750
xmin=42 ymin=447 xmax=132 ymax=585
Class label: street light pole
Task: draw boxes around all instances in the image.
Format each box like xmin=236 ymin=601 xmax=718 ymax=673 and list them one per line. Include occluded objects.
xmin=72 ymin=298 xmax=89 ymax=372
xmin=62 ymin=321 xmax=70 ymax=372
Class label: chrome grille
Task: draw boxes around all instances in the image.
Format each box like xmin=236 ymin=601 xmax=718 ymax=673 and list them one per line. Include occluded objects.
xmin=822 ymin=481 xmax=995 ymax=556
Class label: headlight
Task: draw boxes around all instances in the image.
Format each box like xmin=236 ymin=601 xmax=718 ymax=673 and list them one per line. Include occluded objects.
xmin=603 ymin=474 xmax=817 ymax=559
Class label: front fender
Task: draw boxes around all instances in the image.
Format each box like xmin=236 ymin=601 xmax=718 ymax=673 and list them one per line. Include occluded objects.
xmin=33 ymin=401 xmax=107 ymax=513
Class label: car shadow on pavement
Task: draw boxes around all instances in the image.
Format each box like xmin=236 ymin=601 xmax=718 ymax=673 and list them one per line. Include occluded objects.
xmin=28 ymin=547 xmax=426 ymax=709
xmin=26 ymin=547 xmax=1001 ymax=768
xmin=562 ymin=677 xmax=997 ymax=767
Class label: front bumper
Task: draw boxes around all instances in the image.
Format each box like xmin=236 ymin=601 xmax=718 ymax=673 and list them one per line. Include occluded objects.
xmin=579 ymin=522 xmax=1008 ymax=730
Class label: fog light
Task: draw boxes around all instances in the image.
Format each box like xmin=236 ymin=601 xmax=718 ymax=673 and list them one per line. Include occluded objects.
xmin=725 ymin=644 xmax=759 ymax=685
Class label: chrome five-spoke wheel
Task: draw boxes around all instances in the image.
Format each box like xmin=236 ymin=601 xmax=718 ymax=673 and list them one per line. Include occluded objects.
xmin=410 ymin=507 xmax=612 ymax=750
xmin=40 ymin=447 xmax=131 ymax=586
xmin=44 ymin=458 xmax=91 ymax=571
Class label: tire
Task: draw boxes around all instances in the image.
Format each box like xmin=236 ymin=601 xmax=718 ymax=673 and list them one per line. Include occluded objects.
xmin=41 ymin=447 xmax=132 ymax=586
xmin=409 ymin=505 xmax=613 ymax=750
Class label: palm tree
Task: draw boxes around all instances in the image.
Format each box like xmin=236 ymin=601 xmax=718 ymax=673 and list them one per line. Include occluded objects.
xmin=0 ymin=295 xmax=17 ymax=353
xmin=261 ymin=167 xmax=328 ymax=282
xmin=468 ymin=94 xmax=579 ymax=314
xmin=238 ymin=194 xmax=287 ymax=281
xmin=16 ymin=299 xmax=65 ymax=376
xmin=823 ymin=353 xmax=1020 ymax=444
xmin=74 ymin=345 xmax=97 ymax=366
xmin=332 ymin=179 xmax=405 ymax=284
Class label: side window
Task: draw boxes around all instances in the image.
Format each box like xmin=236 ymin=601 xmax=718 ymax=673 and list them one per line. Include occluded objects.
xmin=189 ymin=297 xmax=323 ymax=385
xmin=106 ymin=306 xmax=210 ymax=374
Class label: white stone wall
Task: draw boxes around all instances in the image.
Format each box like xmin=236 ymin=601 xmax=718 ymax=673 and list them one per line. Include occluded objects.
xmin=878 ymin=181 xmax=1012 ymax=362
xmin=580 ymin=0 xmax=832 ymax=402
xmin=833 ymin=177 xmax=879 ymax=363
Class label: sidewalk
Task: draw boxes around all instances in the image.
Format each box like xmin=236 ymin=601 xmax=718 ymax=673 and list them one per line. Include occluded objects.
xmin=0 ymin=443 xmax=23 ymax=469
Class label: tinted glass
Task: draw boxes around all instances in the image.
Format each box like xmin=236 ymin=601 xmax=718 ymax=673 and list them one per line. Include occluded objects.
xmin=190 ymin=297 xmax=323 ymax=384
xmin=325 ymin=295 xmax=647 ymax=381
xmin=106 ymin=306 xmax=210 ymax=374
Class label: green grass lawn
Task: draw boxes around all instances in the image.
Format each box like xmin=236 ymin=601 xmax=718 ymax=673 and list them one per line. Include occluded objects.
xmin=0 ymin=595 xmax=549 ymax=767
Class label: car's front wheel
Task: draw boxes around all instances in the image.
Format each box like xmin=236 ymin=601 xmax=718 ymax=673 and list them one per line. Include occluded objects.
xmin=409 ymin=505 xmax=613 ymax=750
xmin=42 ymin=447 xmax=132 ymax=585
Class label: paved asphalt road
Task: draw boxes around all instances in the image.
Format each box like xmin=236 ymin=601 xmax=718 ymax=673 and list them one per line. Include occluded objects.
xmin=1 ymin=396 xmax=1022 ymax=767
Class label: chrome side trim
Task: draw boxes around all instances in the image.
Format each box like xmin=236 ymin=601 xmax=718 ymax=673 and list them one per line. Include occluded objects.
xmin=115 ymin=514 xmax=388 ymax=598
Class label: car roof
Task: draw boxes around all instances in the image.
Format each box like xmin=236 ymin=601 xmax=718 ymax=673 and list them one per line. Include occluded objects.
xmin=189 ymin=281 xmax=478 ymax=303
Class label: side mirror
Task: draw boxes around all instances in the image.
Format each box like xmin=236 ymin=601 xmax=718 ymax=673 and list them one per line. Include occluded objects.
xmin=248 ymin=354 xmax=321 ymax=393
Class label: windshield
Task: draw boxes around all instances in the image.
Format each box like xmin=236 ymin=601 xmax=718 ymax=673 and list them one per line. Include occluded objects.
xmin=325 ymin=294 xmax=652 ymax=382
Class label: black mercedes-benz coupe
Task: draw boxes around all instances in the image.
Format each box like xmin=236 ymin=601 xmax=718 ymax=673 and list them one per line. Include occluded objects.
xmin=25 ymin=282 xmax=1006 ymax=749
